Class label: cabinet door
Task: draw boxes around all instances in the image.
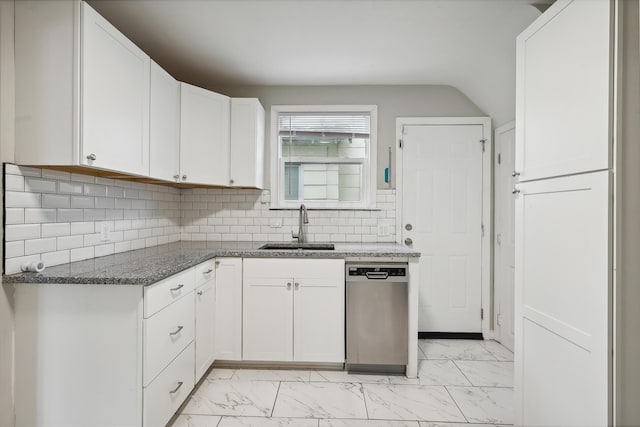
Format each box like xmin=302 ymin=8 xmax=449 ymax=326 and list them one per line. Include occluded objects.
xmin=230 ymin=98 xmax=265 ymax=188
xmin=195 ymin=281 xmax=215 ymax=382
xmin=515 ymin=0 xmax=611 ymax=181
xmin=180 ymin=83 xmax=230 ymax=185
xmin=515 ymin=171 xmax=610 ymax=426
xmin=150 ymin=61 xmax=180 ymax=182
xmin=293 ymin=259 xmax=345 ymax=363
xmin=81 ymin=2 xmax=150 ymax=176
xmin=214 ymin=258 xmax=242 ymax=360
xmin=243 ymin=259 xmax=293 ymax=361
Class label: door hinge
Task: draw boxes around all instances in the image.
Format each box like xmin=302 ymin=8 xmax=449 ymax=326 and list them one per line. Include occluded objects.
xmin=481 ymin=308 xmax=484 ymax=320
xmin=480 ymin=139 xmax=487 ymax=152
xmin=497 ymin=153 xmax=502 ymax=165
xmin=481 ymin=223 xmax=485 ymax=237
xmin=399 ymin=139 xmax=403 ymax=149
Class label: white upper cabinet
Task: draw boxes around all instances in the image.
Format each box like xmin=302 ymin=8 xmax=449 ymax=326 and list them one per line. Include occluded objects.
xmin=15 ymin=1 xmax=150 ymax=176
xmin=81 ymin=3 xmax=150 ymax=175
xmin=230 ymin=98 xmax=265 ymax=188
xmin=515 ymin=0 xmax=611 ymax=181
xmin=180 ymin=83 xmax=230 ymax=186
xmin=149 ymin=61 xmax=181 ymax=182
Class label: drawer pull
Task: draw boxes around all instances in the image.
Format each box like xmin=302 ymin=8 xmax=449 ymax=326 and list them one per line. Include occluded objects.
xmin=169 ymin=381 xmax=184 ymax=394
xmin=197 ymin=290 xmax=203 ymax=296
xmin=203 ymin=269 xmax=213 ymax=274
xmin=169 ymin=326 xmax=184 ymax=336
xmin=170 ymin=284 xmax=184 ymax=292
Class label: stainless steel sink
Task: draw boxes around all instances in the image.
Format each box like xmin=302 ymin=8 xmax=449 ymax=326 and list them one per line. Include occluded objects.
xmin=258 ymin=243 xmax=335 ymax=250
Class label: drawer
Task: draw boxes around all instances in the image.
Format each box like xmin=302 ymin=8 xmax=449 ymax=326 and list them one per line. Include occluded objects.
xmin=195 ymin=259 xmax=215 ymax=287
xmin=144 ymin=293 xmax=195 ymax=386
xmin=143 ymin=342 xmax=195 ymax=427
xmin=144 ymin=268 xmax=196 ymax=318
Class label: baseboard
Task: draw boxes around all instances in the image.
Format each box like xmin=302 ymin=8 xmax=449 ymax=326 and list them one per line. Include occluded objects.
xmin=418 ymin=332 xmax=484 ymax=340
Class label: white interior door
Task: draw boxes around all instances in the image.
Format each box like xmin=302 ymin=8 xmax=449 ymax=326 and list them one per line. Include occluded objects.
xmin=515 ymin=172 xmax=610 ymax=426
xmin=401 ymin=123 xmax=484 ymax=333
xmin=494 ymin=122 xmax=516 ymax=351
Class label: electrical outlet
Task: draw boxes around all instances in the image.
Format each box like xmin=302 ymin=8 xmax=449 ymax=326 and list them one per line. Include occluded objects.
xmin=100 ymin=223 xmax=110 ymax=241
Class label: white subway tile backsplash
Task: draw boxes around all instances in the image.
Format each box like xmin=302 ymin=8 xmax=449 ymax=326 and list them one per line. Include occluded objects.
xmin=6 ymin=224 xmax=41 ymax=242
xmin=57 ymin=235 xmax=84 ymax=250
xmin=94 ymin=244 xmax=114 ymax=258
xmin=70 ymin=247 xmax=94 ymax=262
xmin=70 ymin=196 xmax=94 ymax=209
xmin=5 ymin=174 xmax=24 ymax=191
xmin=41 ymin=169 xmax=71 ymax=181
xmin=70 ymin=222 xmax=95 ymax=235
xmin=71 ymin=173 xmax=95 ymax=183
xmin=24 ymin=238 xmax=57 ymax=255
xmin=25 ymin=178 xmax=56 ymax=193
xmin=84 ymin=184 xmax=107 ymax=197
xmin=24 ymin=208 xmax=57 ymax=224
xmin=5 ymin=191 xmax=41 ymax=208
xmin=59 ymin=181 xmax=84 ymax=194
xmin=5 ymin=208 xmax=25 ymax=225
xmin=42 ymin=194 xmax=70 ymax=209
xmin=57 ymin=209 xmax=84 ymax=222
xmin=42 ymin=222 xmax=71 ymax=237
xmin=5 ymin=241 xmax=25 ymax=258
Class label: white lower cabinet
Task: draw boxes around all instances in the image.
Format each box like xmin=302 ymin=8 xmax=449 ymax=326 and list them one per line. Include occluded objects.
xmin=242 ymin=258 xmax=345 ymax=363
xmin=14 ymin=260 xmax=217 ymax=427
xmin=143 ymin=343 xmax=195 ymax=427
xmin=195 ymin=279 xmax=216 ymax=382
xmin=214 ymin=258 xmax=243 ymax=360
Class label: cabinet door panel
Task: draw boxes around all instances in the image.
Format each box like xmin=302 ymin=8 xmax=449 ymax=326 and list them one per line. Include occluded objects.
xmin=214 ymin=258 xmax=242 ymax=360
xmin=293 ymin=260 xmax=345 ymax=363
xmin=243 ymin=276 xmax=293 ymax=361
xmin=195 ymin=281 xmax=215 ymax=382
xmin=150 ymin=61 xmax=180 ymax=182
xmin=81 ymin=2 xmax=150 ymax=176
xmin=230 ymin=98 xmax=265 ymax=188
xmin=515 ymin=171 xmax=610 ymax=426
xmin=180 ymin=83 xmax=230 ymax=185
xmin=516 ymin=0 xmax=611 ymax=181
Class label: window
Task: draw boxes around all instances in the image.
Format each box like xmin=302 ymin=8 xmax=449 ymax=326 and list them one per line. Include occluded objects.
xmin=271 ymin=105 xmax=377 ymax=209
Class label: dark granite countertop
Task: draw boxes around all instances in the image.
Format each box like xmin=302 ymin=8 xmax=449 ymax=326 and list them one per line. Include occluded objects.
xmin=3 ymin=241 xmax=420 ymax=285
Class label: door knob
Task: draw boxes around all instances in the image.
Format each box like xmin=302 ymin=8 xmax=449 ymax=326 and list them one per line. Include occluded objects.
xmin=173 ymin=174 xmax=180 ymax=182
xmin=512 ymin=171 xmax=520 ymax=177
xmin=512 ymin=188 xmax=520 ymax=195
xmin=182 ymin=174 xmax=188 ymax=181
xmin=404 ymin=238 xmax=413 ymax=246
xmin=86 ymin=153 xmax=96 ymax=161
xmin=405 ymin=224 xmax=412 ymax=231
xmin=229 ymin=179 xmax=234 ymax=185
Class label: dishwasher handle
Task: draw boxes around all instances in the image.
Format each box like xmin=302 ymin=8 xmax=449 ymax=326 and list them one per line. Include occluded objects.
xmin=365 ymin=271 xmax=389 ymax=280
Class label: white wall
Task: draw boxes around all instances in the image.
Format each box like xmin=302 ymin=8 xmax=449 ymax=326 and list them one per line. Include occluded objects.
xmin=0 ymin=1 xmax=15 ymax=426
xmin=214 ymin=85 xmax=486 ymax=189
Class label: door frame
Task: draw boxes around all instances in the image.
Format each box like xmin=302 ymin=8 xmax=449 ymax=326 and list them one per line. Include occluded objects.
xmin=395 ymin=117 xmax=493 ymax=338
xmin=493 ymin=120 xmax=516 ymax=350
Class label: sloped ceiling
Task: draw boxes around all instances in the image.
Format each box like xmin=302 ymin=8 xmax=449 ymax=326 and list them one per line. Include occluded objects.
xmin=89 ymin=0 xmax=541 ymax=126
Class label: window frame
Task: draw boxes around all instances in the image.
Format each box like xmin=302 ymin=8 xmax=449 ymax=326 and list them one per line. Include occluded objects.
xmin=270 ymin=105 xmax=378 ymax=209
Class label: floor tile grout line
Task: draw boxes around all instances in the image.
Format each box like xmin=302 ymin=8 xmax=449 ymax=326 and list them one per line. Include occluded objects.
xmin=444 ymin=384 xmax=470 ymax=424
xmin=360 ymin=382 xmax=371 ymax=420
xmin=452 ymin=359 xmax=477 ymax=387
xmin=270 ymin=381 xmax=282 ymax=418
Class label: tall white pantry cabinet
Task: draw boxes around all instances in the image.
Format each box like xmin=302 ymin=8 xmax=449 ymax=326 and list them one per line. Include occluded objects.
xmin=514 ymin=0 xmax=640 ymax=425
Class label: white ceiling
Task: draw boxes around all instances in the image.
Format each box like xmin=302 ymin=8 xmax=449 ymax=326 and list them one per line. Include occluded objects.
xmin=89 ymin=0 xmax=541 ymax=126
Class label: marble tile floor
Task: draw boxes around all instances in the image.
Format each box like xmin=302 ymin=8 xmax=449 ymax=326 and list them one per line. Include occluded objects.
xmin=171 ymin=339 xmax=513 ymax=427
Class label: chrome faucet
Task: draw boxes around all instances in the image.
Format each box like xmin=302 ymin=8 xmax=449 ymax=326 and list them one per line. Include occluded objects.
xmin=292 ymin=204 xmax=309 ymax=243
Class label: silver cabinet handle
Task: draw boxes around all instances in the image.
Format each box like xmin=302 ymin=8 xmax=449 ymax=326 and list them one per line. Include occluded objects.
xmin=294 ymin=282 xmax=299 ymax=290
xmin=173 ymin=174 xmax=180 ymax=181
xmin=86 ymin=153 xmax=96 ymax=161
xmin=197 ymin=290 xmax=203 ymax=296
xmin=182 ymin=174 xmax=188 ymax=181
xmin=169 ymin=381 xmax=184 ymax=394
xmin=215 ymin=260 xmax=220 ymax=266
xmin=229 ymin=179 xmax=234 ymax=185
xmin=512 ymin=171 xmax=520 ymax=177
xmin=404 ymin=238 xmax=413 ymax=246
xmin=204 ymin=269 xmax=213 ymax=274
xmin=287 ymin=282 xmax=292 ymax=289
xmin=512 ymin=188 xmax=521 ymax=195
xmin=170 ymin=284 xmax=184 ymax=292
xmin=169 ymin=326 xmax=184 ymax=336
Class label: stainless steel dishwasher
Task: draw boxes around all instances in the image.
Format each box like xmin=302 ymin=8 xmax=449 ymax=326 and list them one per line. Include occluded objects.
xmin=345 ymin=263 xmax=408 ymax=374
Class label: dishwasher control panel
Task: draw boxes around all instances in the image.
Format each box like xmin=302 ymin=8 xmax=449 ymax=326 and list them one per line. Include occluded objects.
xmin=347 ymin=266 xmax=406 ymax=277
